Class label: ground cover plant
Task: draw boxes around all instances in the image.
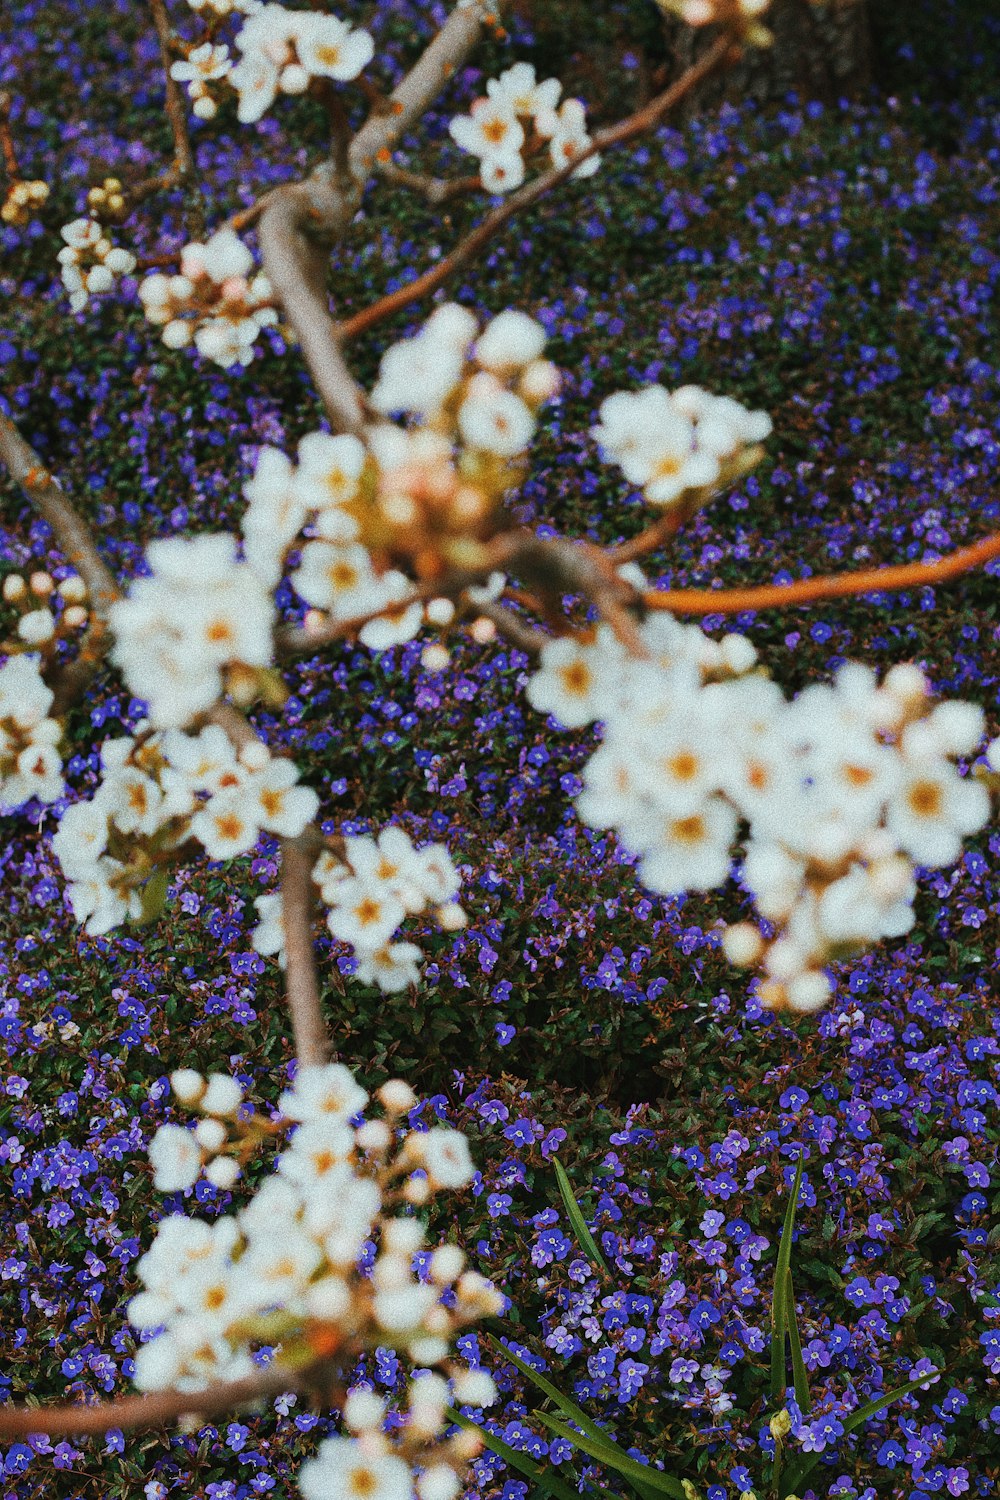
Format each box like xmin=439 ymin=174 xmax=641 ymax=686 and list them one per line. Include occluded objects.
xmin=1 ymin=0 xmax=1000 ymax=1497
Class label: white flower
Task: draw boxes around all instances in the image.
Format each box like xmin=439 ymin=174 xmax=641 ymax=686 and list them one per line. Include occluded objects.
xmin=887 ymin=763 xmax=989 ymax=866
xmin=486 ymin=62 xmax=561 ymax=120
xmin=230 ymin=52 xmax=280 ymax=121
xmin=355 ymin=941 xmax=423 ymax=992
xmin=412 ymin=1128 xmax=474 ymax=1188
xmin=292 ymin=541 xmax=377 ymax=615
xmin=294 ymin=13 xmax=374 ymax=81
xmin=280 ymin=1063 xmax=369 ymax=1124
xmin=479 ymin=152 xmax=526 ymax=195
xmin=327 ymin=879 xmax=406 ymax=951
xmin=149 ymin=1124 xmax=202 ymax=1192
xmin=243 ymin=445 xmax=308 ymax=582
xmin=357 ymin=573 xmax=424 ymax=651
xmin=295 ymin=431 xmax=367 ymax=516
xmin=246 ymin=757 xmax=319 ymax=837
xmin=190 ymin=795 xmax=260 ymax=859
xmin=449 ymin=97 xmax=524 ymax=161
xmin=475 ymin=310 xmax=547 ymax=374
xmin=631 ymin=798 xmax=737 ymax=895
xmin=457 ymin=372 xmax=535 ymax=456
xmin=526 ymin=632 xmax=620 ymax=728
xmin=251 ymin=891 xmax=286 ymax=965
xmin=201 ymin=1073 xmax=243 ymax=1118
xmin=536 ymin=98 xmax=599 ymax=177
xmin=371 ymin=334 xmax=466 ymax=418
xmin=300 ymin=1439 xmax=414 ymax=1500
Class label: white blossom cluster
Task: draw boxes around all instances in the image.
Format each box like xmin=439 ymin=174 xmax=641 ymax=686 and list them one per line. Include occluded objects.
xmin=186 ymin=0 xmax=260 ymax=15
xmin=52 ymin=723 xmax=317 ymax=935
xmin=133 ymin=1064 xmax=500 ymax=1500
xmin=150 ymin=1069 xmax=247 ymax=1191
xmin=527 ymin=600 xmax=995 ymax=1013
xmin=243 ymin=303 xmax=558 ymax=650
xmin=2 ymin=177 xmax=49 ymax=227
xmin=0 ymin=654 xmax=64 ymax=809
xmin=592 ymin=383 xmax=773 ymax=508
xmin=448 ymin=62 xmax=599 ymax=194
xmin=108 ymin=532 xmax=276 ymax=727
xmin=138 ymin=227 xmax=277 ymax=368
xmin=310 ymin=828 xmax=465 ymax=992
xmin=230 ymin=4 xmax=374 ymax=123
xmin=170 ymin=42 xmax=234 ymax=120
xmin=57 ymin=216 xmax=137 ymax=312
xmin=3 ymin=567 xmax=89 ymax=648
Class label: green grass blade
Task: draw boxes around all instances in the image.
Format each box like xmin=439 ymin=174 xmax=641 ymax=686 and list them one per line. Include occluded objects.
xmin=487 ymin=1336 xmax=622 ymax=1453
xmin=770 ymin=1154 xmax=805 ymax=1405
xmin=445 ymin=1407 xmax=594 ymax=1500
xmin=553 ymin=1157 xmax=610 ymax=1276
xmin=785 ymin=1268 xmax=811 ymax=1415
xmin=781 ymin=1373 xmax=939 ymax=1497
xmin=535 ymin=1413 xmax=688 ymax=1500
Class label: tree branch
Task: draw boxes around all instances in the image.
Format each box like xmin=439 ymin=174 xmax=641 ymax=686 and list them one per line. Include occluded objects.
xmin=640 ymin=530 xmax=1000 ymax=616
xmin=337 ymin=31 xmax=737 ymax=344
xmin=148 ymin=0 xmax=197 ymax=185
xmin=0 ymin=410 xmax=121 ymax=615
xmin=280 ymin=835 xmax=330 ymax=1069
xmin=0 ymin=1365 xmax=299 ymax=1440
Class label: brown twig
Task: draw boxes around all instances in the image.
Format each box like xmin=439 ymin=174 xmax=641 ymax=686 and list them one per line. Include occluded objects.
xmin=0 ymin=91 xmax=19 ymax=181
xmin=145 ymin=0 xmax=204 ymax=231
xmin=373 ymin=160 xmax=482 ymax=206
xmin=0 ymin=1366 xmax=300 ymax=1440
xmin=641 ymin=530 xmax=1000 ymax=616
xmin=337 ymin=32 xmax=737 ymax=343
xmin=0 ymin=411 xmax=121 ymax=616
xmin=280 ymin=836 xmax=329 ymax=1068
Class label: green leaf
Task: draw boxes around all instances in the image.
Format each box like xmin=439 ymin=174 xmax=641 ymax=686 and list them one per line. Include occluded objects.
xmin=781 ymin=1373 xmax=940 ymax=1497
xmin=487 ymin=1337 xmax=620 ymax=1452
xmin=445 ymin=1408 xmax=588 ymax=1500
xmin=535 ymin=1413 xmax=688 ymax=1500
xmin=553 ymin=1157 xmax=610 ymax=1275
xmin=134 ymin=867 xmax=170 ymax=927
xmin=770 ymin=1154 xmax=805 ymax=1406
xmin=785 ymin=1268 xmax=811 ymax=1415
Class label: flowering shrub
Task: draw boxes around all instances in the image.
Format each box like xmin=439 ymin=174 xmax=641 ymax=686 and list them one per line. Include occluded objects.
xmin=2 ymin=0 xmax=1000 ymax=1497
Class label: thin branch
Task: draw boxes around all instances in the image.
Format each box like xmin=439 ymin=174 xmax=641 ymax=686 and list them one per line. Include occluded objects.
xmin=0 ymin=410 xmax=121 ymax=615
xmin=641 ymin=530 xmax=1000 ymax=616
xmin=373 ymin=160 xmax=482 ymax=206
xmin=0 ymin=1365 xmax=299 ymax=1440
xmin=0 ymin=92 xmax=19 ymax=181
xmin=280 ymin=836 xmax=329 ymax=1068
xmin=348 ymin=1 xmax=498 ymax=185
xmin=609 ymin=503 xmax=695 ymax=565
xmin=147 ymin=0 xmax=196 ymax=183
xmin=337 ymin=31 xmax=737 ymax=343
xmin=257 ymin=177 xmax=369 ymax=435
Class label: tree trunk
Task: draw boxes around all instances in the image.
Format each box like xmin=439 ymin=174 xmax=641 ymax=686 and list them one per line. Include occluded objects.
xmin=663 ymin=0 xmax=873 ymax=112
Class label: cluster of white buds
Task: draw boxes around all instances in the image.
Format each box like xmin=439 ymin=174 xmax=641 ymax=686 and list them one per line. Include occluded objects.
xmin=150 ymin=1069 xmax=248 ymax=1191
xmin=52 ymin=723 xmax=318 ymax=935
xmin=3 ymin=568 xmax=88 ymax=652
xmin=656 ymin=0 xmax=772 ymax=39
xmin=187 ymin=0 xmax=260 ymax=15
xmin=592 ymin=383 xmax=772 ymax=508
xmin=449 ymin=62 xmax=599 ymax=194
xmin=86 ymin=175 xmax=127 ymax=218
xmin=108 ymin=532 xmax=276 ymax=728
xmin=57 ymin=216 xmax=137 ymax=312
xmin=132 ymin=1063 xmax=500 ymax=1500
xmin=138 ymin=227 xmax=277 ymax=368
xmin=0 ymin=654 xmax=64 ymax=809
xmin=366 ymin=304 xmax=559 ymax=562
xmin=242 ymin=303 xmax=558 ymax=649
xmin=230 ymin=4 xmax=374 ymax=123
xmin=527 ymin=586 xmax=995 ymax=1014
xmin=311 ymin=829 xmax=465 ymax=993
xmin=170 ymin=42 xmax=234 ymax=120
xmin=1 ymin=178 xmax=49 ymax=226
